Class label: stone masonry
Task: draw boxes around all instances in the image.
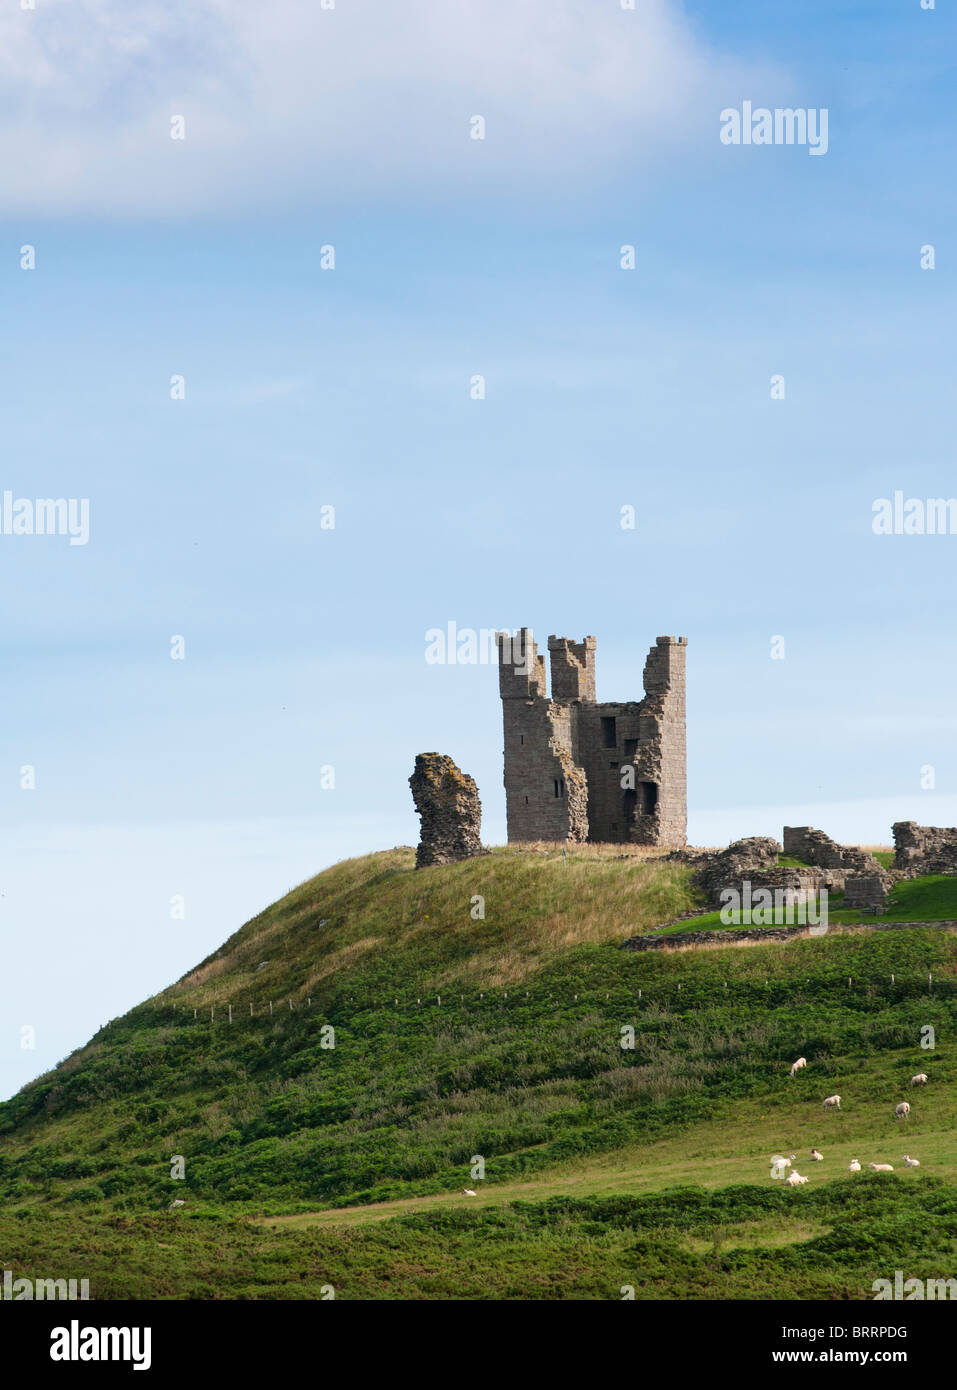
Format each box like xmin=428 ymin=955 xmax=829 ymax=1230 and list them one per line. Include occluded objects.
xmin=671 ymin=830 xmax=896 ymax=912
xmin=782 ymin=825 xmax=893 ymax=905
xmin=842 ymin=874 xmax=890 ymax=913
xmin=893 ymin=821 xmax=957 ymax=875
xmin=409 ymin=753 xmax=487 ymax=869
xmin=496 ymin=629 xmax=687 ymax=846
xmin=670 ymin=836 xmax=841 ymax=908
xmin=783 ymin=826 xmax=879 ymax=875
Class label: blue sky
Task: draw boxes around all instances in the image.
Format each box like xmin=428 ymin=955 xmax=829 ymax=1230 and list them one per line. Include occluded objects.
xmin=2 ymin=0 xmax=956 ymax=1097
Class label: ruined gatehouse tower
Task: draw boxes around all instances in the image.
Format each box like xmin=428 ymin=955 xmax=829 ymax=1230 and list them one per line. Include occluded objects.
xmin=496 ymin=630 xmax=687 ymax=847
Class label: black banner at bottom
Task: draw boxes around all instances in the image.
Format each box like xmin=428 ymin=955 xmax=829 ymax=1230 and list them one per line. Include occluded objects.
xmin=2 ymin=1297 xmax=952 ymax=1374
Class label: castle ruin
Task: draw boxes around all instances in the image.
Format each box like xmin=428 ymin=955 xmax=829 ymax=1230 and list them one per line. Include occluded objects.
xmin=496 ymin=629 xmax=687 ymax=846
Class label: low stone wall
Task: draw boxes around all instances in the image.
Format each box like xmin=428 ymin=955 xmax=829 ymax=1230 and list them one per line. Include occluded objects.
xmin=621 ymin=919 xmax=957 ymax=953
xmin=622 ymin=923 xmax=809 ymax=951
xmin=842 ymin=874 xmax=890 ymax=912
xmin=742 ymin=866 xmax=845 ymax=897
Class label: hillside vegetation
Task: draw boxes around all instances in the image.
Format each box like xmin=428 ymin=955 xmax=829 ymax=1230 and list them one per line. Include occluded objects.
xmin=2 ymin=845 xmax=956 ymax=1298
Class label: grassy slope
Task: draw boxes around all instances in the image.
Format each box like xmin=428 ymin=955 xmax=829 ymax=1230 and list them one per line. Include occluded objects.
xmin=2 ymin=846 xmax=956 ymax=1299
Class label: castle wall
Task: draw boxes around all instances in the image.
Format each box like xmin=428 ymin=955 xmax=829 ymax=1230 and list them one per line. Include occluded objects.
xmin=635 ymin=638 xmax=687 ymax=847
xmin=576 ymin=701 xmax=645 ymax=843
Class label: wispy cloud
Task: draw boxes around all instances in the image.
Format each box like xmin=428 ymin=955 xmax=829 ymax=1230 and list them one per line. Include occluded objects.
xmin=0 ymin=0 xmax=786 ymax=215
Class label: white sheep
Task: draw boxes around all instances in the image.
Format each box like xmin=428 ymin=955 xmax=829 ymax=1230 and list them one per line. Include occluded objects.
xmin=786 ymin=1170 xmax=808 ymax=1186
xmin=895 ymin=1101 xmax=911 ymax=1120
xmin=168 ymin=1199 xmax=186 ymax=1210
xmin=770 ymin=1152 xmax=797 ymax=1178
xmin=823 ymin=1094 xmax=841 ymax=1111
xmin=789 ymin=1057 xmax=807 ymax=1077
xmin=810 ymin=1148 xmax=824 ymax=1161
xmin=848 ymin=1159 xmax=861 ymax=1173
xmin=462 ymin=1189 xmax=477 ymax=1196
xmin=902 ymin=1155 xmax=920 ymax=1168
xmin=868 ymin=1163 xmax=894 ymax=1172
xmin=911 ymin=1073 xmax=928 ymax=1086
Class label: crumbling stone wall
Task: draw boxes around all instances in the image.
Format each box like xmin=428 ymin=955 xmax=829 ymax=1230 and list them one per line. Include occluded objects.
xmin=668 ymin=835 xmax=851 ymax=909
xmin=409 ymin=753 xmax=487 ymax=869
xmin=621 ymin=918 xmax=957 ymax=952
xmin=783 ymin=826 xmax=879 ymax=875
xmin=893 ymin=821 xmax=957 ymax=874
xmin=497 ymin=629 xmax=686 ymax=848
xmin=842 ymin=874 xmax=890 ymax=913
xmin=622 ymin=922 xmax=810 ymax=952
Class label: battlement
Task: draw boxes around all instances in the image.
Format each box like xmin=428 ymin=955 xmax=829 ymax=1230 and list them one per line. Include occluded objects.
xmin=496 ymin=628 xmax=546 ymax=699
xmin=496 ymin=629 xmax=687 ymax=847
xmin=547 ymin=635 xmax=597 ymax=702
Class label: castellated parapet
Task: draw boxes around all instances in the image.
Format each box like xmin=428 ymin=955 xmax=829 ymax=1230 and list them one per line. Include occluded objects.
xmin=496 ymin=629 xmax=687 ymax=847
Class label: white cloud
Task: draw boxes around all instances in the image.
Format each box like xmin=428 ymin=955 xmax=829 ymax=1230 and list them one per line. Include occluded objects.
xmin=0 ymin=0 xmax=786 ymax=215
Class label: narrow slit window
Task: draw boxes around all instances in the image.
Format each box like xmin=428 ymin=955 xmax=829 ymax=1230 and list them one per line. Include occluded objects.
xmin=601 ymin=716 xmax=617 ymax=748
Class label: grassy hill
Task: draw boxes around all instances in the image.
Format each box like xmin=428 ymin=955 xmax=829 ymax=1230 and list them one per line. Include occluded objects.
xmin=2 ymin=844 xmax=957 ymax=1299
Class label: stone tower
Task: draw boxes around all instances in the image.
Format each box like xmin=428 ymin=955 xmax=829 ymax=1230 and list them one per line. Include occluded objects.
xmin=496 ymin=629 xmax=687 ymax=846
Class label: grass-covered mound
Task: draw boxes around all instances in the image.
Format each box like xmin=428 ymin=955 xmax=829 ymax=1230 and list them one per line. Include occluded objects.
xmin=1 ymin=847 xmax=955 ymax=1230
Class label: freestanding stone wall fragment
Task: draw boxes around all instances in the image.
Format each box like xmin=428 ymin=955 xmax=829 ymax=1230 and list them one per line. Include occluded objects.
xmin=409 ymin=753 xmax=487 ymax=869
xmin=893 ymin=821 xmax=957 ymax=874
xmin=783 ymin=826 xmax=880 ymax=875
xmin=496 ymin=628 xmax=687 ymax=847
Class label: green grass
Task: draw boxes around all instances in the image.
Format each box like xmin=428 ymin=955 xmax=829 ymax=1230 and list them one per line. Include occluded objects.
xmin=682 ymin=873 xmax=957 ymax=932
xmin=2 ymin=846 xmax=956 ymax=1298
xmin=836 ymin=875 xmax=957 ymax=923
xmin=3 ymin=1180 xmax=956 ymax=1299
